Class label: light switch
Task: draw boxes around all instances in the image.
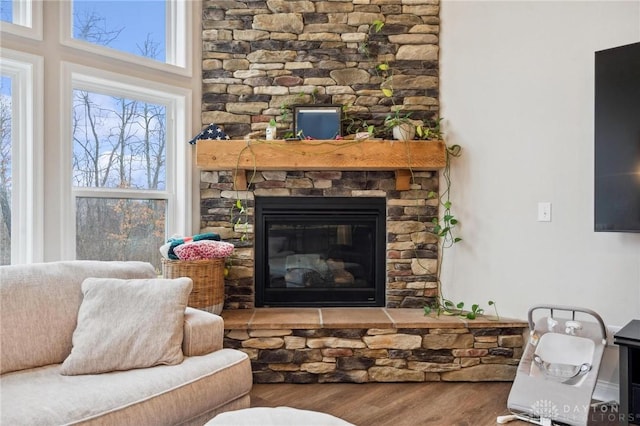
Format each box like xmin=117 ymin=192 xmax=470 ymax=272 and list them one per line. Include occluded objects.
xmin=537 ymin=202 xmax=552 ymax=222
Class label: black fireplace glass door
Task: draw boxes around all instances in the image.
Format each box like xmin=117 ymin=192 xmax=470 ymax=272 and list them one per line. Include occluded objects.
xmin=255 ymin=197 xmax=385 ymax=307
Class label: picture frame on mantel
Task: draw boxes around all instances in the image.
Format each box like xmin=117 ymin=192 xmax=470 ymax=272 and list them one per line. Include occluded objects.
xmin=292 ymin=104 xmax=342 ymax=140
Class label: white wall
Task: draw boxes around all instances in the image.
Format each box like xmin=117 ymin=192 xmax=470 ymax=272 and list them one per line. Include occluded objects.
xmin=439 ymin=1 xmax=640 ymax=328
xmin=440 ymin=1 xmax=640 ymax=399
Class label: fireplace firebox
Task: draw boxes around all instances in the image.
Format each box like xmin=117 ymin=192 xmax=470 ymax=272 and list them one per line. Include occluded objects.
xmin=255 ymin=197 xmax=386 ymax=307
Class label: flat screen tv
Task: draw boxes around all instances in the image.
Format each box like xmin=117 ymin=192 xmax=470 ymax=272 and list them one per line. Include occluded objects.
xmin=594 ymin=41 xmax=640 ymax=232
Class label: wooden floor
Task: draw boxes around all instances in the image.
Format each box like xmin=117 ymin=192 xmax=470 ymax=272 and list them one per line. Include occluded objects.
xmin=250 ymin=382 xmax=621 ymax=426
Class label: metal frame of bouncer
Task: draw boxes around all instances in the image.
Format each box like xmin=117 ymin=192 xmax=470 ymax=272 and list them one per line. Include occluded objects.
xmin=497 ymin=305 xmax=609 ymax=426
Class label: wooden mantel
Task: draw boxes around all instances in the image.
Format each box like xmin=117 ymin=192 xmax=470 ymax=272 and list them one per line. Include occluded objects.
xmin=195 ymin=139 xmax=446 ymax=190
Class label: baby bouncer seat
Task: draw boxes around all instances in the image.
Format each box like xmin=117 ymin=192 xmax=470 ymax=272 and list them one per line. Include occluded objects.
xmin=498 ymin=305 xmax=608 ymax=426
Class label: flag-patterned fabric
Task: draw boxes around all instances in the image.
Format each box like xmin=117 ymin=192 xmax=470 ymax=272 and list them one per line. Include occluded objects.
xmin=188 ymin=123 xmax=230 ymax=144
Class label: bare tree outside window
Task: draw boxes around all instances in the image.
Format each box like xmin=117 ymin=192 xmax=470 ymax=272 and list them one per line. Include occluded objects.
xmin=0 ymin=76 xmax=11 ymax=265
xmin=72 ymin=1 xmax=166 ymax=63
xmin=73 ymin=9 xmax=123 ymax=46
xmin=72 ymin=6 xmax=168 ymax=269
xmin=72 ymin=88 xmax=167 ymax=267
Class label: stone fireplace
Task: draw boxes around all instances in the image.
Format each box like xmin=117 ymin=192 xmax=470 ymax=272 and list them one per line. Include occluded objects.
xmin=195 ymin=1 xmax=529 ymax=385
xmin=200 ymin=168 xmax=441 ymax=310
xmin=198 ymin=0 xmax=445 ymax=310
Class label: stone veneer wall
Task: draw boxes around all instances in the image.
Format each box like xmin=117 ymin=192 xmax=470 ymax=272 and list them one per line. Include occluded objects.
xmin=200 ymin=0 xmax=444 ymax=308
xmin=201 ymin=0 xmax=440 ymax=139
xmin=200 ymin=169 xmax=440 ymax=309
xmin=225 ymin=324 xmax=526 ymax=383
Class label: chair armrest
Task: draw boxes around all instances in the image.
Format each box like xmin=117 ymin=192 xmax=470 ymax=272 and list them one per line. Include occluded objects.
xmin=182 ymin=307 xmax=224 ymax=356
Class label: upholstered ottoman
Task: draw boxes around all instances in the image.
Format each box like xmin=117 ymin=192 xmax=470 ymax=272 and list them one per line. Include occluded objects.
xmin=206 ymin=406 xmax=354 ymax=425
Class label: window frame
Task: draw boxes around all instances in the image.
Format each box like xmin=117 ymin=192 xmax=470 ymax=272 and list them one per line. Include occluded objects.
xmin=59 ymin=0 xmax=192 ymax=77
xmin=60 ymin=62 xmax=192 ymax=260
xmin=0 ymin=1 xmax=199 ymax=264
xmin=0 ymin=0 xmax=43 ymax=40
xmin=0 ymin=48 xmax=44 ymax=264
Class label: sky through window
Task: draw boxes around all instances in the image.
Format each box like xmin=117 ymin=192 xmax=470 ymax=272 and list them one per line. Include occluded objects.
xmin=72 ymin=0 xmax=166 ymax=62
xmin=0 ymin=0 xmax=12 ymax=23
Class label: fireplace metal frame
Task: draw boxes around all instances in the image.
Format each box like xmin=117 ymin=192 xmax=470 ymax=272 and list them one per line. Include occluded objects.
xmin=255 ymin=197 xmax=386 ymax=307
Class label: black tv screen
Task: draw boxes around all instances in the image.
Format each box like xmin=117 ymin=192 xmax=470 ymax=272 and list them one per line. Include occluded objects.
xmin=594 ymin=41 xmax=640 ymax=232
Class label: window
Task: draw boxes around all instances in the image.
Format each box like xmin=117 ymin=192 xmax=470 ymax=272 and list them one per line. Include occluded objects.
xmin=0 ymin=0 xmax=42 ymax=40
xmin=0 ymin=49 xmax=44 ymax=265
xmin=71 ymin=81 xmax=168 ymax=267
xmin=71 ymin=89 xmax=167 ymax=192
xmin=66 ymin=65 xmax=190 ymax=270
xmin=62 ymin=0 xmax=190 ymax=73
xmin=0 ymin=75 xmax=11 ymax=265
xmin=1 ymin=2 xmax=196 ymax=266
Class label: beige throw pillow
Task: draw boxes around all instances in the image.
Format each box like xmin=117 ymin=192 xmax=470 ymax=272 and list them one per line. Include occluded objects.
xmin=60 ymin=277 xmax=192 ymax=375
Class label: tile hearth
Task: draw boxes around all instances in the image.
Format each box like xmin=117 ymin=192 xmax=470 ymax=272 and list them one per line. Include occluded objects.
xmin=222 ymin=308 xmax=528 ymax=384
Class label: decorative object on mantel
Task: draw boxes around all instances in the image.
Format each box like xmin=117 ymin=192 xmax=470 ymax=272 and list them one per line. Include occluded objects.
xmin=383 ymin=111 xmax=421 ymax=141
xmin=374 ymin=20 xmax=426 ymax=142
xmin=188 ymin=123 xmax=230 ymax=145
xmin=292 ymin=104 xmax=342 ymax=140
xmin=416 ymin=117 xmax=445 ymax=141
xmin=391 ymin=123 xmax=416 ymax=141
xmin=265 ymin=118 xmax=277 ymax=140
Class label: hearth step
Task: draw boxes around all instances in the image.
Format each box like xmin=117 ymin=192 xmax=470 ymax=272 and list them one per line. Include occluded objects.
xmin=222 ymin=308 xmax=528 ymax=384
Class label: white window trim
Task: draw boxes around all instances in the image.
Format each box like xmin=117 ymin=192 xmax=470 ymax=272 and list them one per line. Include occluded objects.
xmin=165 ymin=0 xmax=189 ymax=68
xmin=60 ymin=61 xmax=191 ymax=260
xmin=58 ymin=0 xmax=192 ymax=77
xmin=0 ymin=48 xmax=44 ymax=264
xmin=0 ymin=0 xmax=43 ymax=41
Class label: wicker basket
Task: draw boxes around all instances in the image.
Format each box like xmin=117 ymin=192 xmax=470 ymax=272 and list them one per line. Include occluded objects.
xmin=161 ymin=258 xmax=225 ymax=314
